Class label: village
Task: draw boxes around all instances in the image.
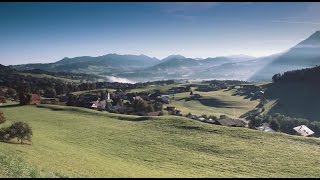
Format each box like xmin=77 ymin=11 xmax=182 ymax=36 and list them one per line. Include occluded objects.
xmin=0 ymin=80 xmax=316 ymax=138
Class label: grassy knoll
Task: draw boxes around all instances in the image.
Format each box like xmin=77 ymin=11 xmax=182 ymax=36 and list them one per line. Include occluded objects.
xmin=168 ymin=88 xmax=259 ymax=118
xmin=0 ymin=103 xmax=320 ymax=177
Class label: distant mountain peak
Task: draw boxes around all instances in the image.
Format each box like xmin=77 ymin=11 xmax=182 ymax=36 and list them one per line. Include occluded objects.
xmin=295 ymin=31 xmax=320 ymax=48
xmin=305 ymin=30 xmax=320 ymax=41
xmin=162 ymin=55 xmax=186 ymax=61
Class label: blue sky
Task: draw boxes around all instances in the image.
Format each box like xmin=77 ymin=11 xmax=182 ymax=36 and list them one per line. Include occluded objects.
xmin=1 ymin=2 xmax=320 ymax=65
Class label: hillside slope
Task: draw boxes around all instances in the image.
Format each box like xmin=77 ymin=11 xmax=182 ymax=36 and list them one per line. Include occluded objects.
xmin=250 ymin=31 xmax=320 ymax=81
xmin=0 ymin=104 xmax=320 ymax=177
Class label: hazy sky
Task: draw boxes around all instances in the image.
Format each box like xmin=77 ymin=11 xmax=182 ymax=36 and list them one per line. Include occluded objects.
xmin=1 ymin=2 xmax=320 ymax=65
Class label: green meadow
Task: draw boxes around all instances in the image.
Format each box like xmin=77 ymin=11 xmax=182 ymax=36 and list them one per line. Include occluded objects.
xmin=167 ymin=88 xmax=260 ymax=118
xmin=0 ymin=103 xmax=320 ymax=177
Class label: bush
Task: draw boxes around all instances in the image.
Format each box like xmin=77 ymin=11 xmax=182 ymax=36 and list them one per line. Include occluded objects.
xmin=19 ymin=93 xmax=32 ymax=105
xmin=0 ymin=111 xmax=5 ymax=124
xmin=6 ymin=88 xmax=17 ymax=98
xmin=146 ymin=104 xmax=154 ymax=113
xmin=153 ymin=102 xmax=163 ymax=111
xmin=186 ymin=112 xmax=192 ymax=118
xmin=0 ymin=96 xmax=6 ymax=103
xmin=220 ymin=115 xmax=229 ymax=119
xmin=269 ymin=119 xmax=280 ymax=131
xmin=7 ymin=122 xmax=33 ymax=144
xmin=201 ymin=114 xmax=208 ymax=119
xmin=0 ymin=128 xmax=6 ymax=141
xmin=209 ymin=115 xmax=218 ymax=120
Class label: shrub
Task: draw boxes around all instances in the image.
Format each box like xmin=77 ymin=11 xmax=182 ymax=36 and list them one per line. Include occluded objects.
xmin=0 ymin=111 xmax=5 ymax=124
xmin=220 ymin=115 xmax=229 ymax=119
xmin=153 ymin=102 xmax=163 ymax=111
xmin=6 ymin=88 xmax=17 ymax=98
xmin=209 ymin=115 xmax=218 ymax=120
xmin=201 ymin=114 xmax=208 ymax=119
xmin=269 ymin=119 xmax=280 ymax=131
xmin=7 ymin=122 xmax=33 ymax=144
xmin=19 ymin=93 xmax=32 ymax=105
xmin=0 ymin=96 xmax=6 ymax=103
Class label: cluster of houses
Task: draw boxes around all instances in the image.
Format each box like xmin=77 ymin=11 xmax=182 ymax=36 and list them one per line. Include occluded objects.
xmin=87 ymin=89 xmax=176 ymax=116
xmin=86 ymin=85 xmax=194 ymax=116
xmin=186 ymin=113 xmax=248 ymax=128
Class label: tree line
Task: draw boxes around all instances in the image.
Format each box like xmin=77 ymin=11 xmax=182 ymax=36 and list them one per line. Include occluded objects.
xmin=272 ymin=65 xmax=320 ymax=83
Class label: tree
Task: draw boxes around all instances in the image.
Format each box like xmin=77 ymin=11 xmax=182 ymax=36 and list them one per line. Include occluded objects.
xmin=153 ymin=102 xmax=163 ymax=111
xmin=7 ymin=122 xmax=33 ymax=144
xmin=201 ymin=114 xmax=208 ymax=119
xmin=220 ymin=115 xmax=228 ymax=119
xmin=19 ymin=93 xmax=32 ymax=105
xmin=66 ymin=94 xmax=78 ymax=106
xmin=0 ymin=111 xmax=5 ymax=124
xmin=248 ymin=116 xmax=262 ymax=129
xmin=272 ymin=73 xmax=281 ymax=83
xmin=260 ymin=96 xmax=267 ymax=105
xmin=146 ymin=104 xmax=154 ymax=113
xmin=269 ymin=119 xmax=280 ymax=131
xmin=0 ymin=96 xmax=6 ymax=103
xmin=6 ymin=88 xmax=17 ymax=98
xmin=133 ymin=99 xmax=149 ymax=112
xmin=209 ymin=115 xmax=218 ymax=120
xmin=44 ymin=87 xmax=57 ymax=98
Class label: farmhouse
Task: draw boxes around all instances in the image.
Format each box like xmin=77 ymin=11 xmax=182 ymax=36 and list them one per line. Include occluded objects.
xmin=293 ymin=125 xmax=314 ymax=137
xmin=166 ymin=106 xmax=176 ymax=111
xmin=90 ymin=98 xmax=106 ymax=110
xmin=256 ymin=123 xmax=275 ymax=132
xmin=166 ymin=106 xmax=181 ymax=116
xmin=214 ymin=118 xmax=246 ymax=127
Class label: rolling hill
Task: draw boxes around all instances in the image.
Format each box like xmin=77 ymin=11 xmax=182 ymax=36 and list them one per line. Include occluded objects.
xmin=1 ymin=103 xmax=320 ymax=177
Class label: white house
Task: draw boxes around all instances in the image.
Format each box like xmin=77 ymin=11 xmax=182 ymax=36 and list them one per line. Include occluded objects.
xmin=293 ymin=125 xmax=314 ymax=137
xmin=255 ymin=123 xmax=274 ymax=132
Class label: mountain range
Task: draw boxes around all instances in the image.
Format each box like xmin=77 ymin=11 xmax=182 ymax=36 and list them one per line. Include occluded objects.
xmin=10 ymin=31 xmax=320 ymax=82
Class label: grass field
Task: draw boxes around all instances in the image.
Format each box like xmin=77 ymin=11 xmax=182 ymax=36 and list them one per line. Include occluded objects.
xmin=1 ymin=103 xmax=320 ymax=177
xmin=168 ymin=88 xmax=260 ymax=118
